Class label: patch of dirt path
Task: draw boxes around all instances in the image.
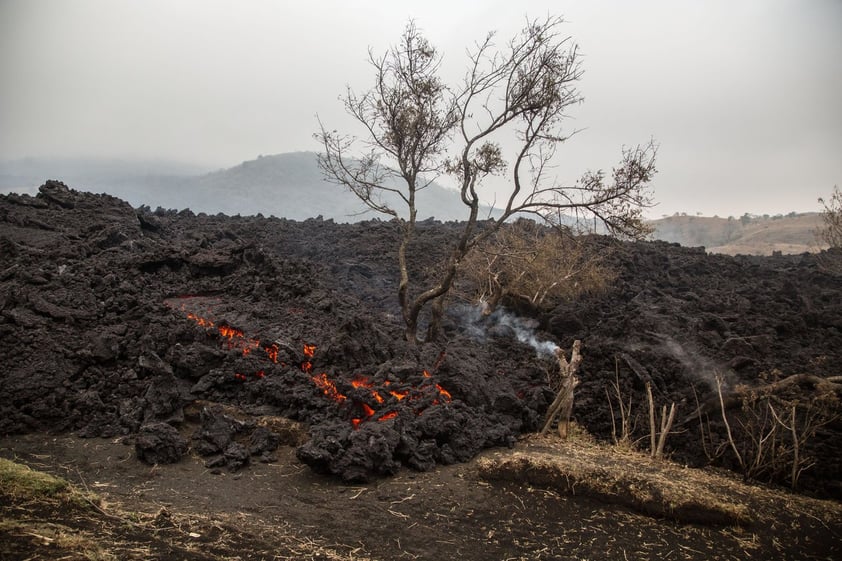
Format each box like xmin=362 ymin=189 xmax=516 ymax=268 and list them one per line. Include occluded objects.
xmin=3 ymin=433 xmax=839 ymax=560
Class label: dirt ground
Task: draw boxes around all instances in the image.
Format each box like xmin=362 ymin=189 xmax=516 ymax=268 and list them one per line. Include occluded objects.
xmin=3 ymin=431 xmax=840 ymax=561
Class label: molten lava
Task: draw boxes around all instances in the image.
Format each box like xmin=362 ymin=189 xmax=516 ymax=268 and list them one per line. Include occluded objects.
xmin=170 ymin=300 xmax=454 ymax=429
xmin=264 ymin=344 xmax=279 ymax=363
xmin=186 ymin=312 xmax=214 ymax=328
xmin=435 ymin=385 xmax=452 ymax=402
xmin=311 ymin=372 xmax=346 ymax=403
xmin=352 ymin=375 xmax=385 ymax=404
xmin=378 ymin=411 xmax=398 ymax=422
xmin=218 ymin=325 xmax=243 ymax=340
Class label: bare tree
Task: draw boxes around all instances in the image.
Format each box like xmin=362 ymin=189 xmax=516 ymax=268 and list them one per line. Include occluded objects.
xmin=317 ymin=17 xmax=656 ymax=343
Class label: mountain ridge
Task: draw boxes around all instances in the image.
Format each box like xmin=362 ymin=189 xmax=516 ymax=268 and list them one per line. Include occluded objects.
xmin=1 ymin=153 xmax=827 ymax=254
xmin=0 ymin=152 xmax=481 ymax=222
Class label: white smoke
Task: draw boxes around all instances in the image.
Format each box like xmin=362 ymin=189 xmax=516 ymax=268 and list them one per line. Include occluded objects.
xmin=453 ymin=303 xmax=560 ymax=357
xmin=627 ymin=332 xmax=722 ymax=390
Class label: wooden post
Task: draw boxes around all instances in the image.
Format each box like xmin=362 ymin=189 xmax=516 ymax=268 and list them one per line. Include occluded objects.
xmin=540 ymin=340 xmax=582 ymax=438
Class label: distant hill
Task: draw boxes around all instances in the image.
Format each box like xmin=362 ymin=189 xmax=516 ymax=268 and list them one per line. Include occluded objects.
xmin=0 ymin=152 xmax=485 ymax=222
xmin=649 ymin=213 xmax=826 ymax=255
xmin=2 ymin=155 xmax=826 ymax=247
xmin=0 ymin=157 xmax=208 ymax=196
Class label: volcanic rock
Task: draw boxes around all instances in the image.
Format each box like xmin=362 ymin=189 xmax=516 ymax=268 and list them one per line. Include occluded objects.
xmin=1 ymin=183 xmax=840 ymax=491
xmin=135 ymin=422 xmax=188 ymax=464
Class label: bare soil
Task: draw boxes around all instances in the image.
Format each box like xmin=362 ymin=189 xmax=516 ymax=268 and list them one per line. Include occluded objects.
xmin=3 ymin=432 xmax=841 ymax=561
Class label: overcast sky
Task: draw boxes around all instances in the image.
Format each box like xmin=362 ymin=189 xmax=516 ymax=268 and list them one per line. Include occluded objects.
xmin=1 ymin=0 xmax=840 ymax=217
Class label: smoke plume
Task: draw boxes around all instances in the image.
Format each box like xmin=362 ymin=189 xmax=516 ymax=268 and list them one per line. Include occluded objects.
xmin=453 ymin=304 xmax=560 ymax=357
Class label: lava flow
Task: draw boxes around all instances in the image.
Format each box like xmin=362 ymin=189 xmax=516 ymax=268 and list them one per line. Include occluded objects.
xmin=169 ymin=300 xmax=454 ymax=429
xmin=167 ymin=299 xmax=280 ymax=369
xmin=345 ymin=369 xmax=453 ymax=428
xmin=299 ymin=347 xmax=454 ymax=428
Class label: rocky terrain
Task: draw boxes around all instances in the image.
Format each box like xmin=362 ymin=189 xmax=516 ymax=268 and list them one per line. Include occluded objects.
xmin=0 ymin=181 xmax=842 ymax=559
xmin=1 ymin=181 xmax=841 ymax=491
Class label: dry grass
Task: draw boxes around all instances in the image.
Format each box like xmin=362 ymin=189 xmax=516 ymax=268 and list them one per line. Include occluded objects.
xmin=651 ymin=213 xmax=827 ymax=255
xmin=476 ymin=434 xmax=822 ymax=526
xmin=0 ymin=457 xmax=373 ymax=561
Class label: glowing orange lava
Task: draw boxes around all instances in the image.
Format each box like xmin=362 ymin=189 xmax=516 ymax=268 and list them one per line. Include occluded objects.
xmin=352 ymin=375 xmax=385 ymax=404
xmin=389 ymin=389 xmax=409 ymax=401
xmin=311 ymin=372 xmax=346 ymax=402
xmin=264 ymin=344 xmax=279 ymax=363
xmin=172 ymin=305 xmax=290 ymax=379
xmin=171 ymin=302 xmax=454 ymax=427
xmin=435 ymin=384 xmax=452 ymax=402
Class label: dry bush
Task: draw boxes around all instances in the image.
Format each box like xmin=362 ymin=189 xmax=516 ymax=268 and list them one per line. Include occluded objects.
xmin=604 ymin=367 xmax=676 ymax=459
xmin=646 ymin=382 xmax=676 ymax=460
xmin=708 ymin=373 xmax=841 ymax=489
xmin=818 ymin=186 xmax=842 ymax=249
xmin=817 ymin=186 xmax=842 ymax=274
xmin=457 ymin=219 xmax=614 ymax=314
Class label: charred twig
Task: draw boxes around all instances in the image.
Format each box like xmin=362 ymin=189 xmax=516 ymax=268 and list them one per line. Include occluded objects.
xmin=716 ymin=375 xmax=745 ymax=471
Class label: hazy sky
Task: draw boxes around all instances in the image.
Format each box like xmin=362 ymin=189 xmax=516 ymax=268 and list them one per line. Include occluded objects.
xmin=1 ymin=0 xmax=840 ymax=217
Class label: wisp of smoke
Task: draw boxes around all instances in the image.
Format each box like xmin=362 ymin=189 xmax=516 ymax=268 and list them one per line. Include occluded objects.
xmin=452 ymin=303 xmax=560 ymax=357
xmin=627 ymin=332 xmax=723 ymax=390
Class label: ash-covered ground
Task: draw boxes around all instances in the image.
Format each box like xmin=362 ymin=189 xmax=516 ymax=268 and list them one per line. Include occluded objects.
xmin=2 ymin=181 xmax=840 ymax=493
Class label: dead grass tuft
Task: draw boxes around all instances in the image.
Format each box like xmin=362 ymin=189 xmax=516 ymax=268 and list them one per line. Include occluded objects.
xmin=476 ymin=435 xmax=753 ymax=526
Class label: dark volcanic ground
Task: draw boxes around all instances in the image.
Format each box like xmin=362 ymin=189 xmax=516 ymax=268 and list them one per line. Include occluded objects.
xmin=1 ymin=181 xmax=841 ymax=494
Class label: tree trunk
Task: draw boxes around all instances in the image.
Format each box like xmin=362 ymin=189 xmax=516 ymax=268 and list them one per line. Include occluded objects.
xmin=426 ymin=295 xmax=447 ymax=342
xmin=541 ymin=340 xmax=582 ymax=438
xmin=397 ymin=222 xmax=413 ymax=336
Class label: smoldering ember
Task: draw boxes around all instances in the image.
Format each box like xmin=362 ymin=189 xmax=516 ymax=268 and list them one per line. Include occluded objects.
xmin=1 ymin=182 xmax=841 ymax=493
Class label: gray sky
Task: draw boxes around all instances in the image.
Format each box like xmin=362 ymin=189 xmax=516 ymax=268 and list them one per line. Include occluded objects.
xmin=1 ymin=0 xmax=840 ymax=217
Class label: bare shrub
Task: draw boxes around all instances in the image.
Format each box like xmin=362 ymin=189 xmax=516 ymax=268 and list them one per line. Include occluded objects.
xmin=646 ymin=382 xmax=676 ymax=460
xmin=605 ymin=361 xmax=635 ymax=449
xmin=711 ymin=372 xmax=841 ymax=489
xmin=317 ymin=16 xmax=656 ymax=343
xmin=818 ymin=185 xmax=842 ymax=249
xmin=817 ymin=186 xmax=842 ymax=274
xmin=457 ymin=219 xmax=614 ymax=314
